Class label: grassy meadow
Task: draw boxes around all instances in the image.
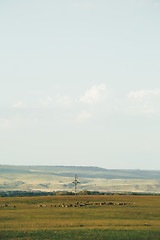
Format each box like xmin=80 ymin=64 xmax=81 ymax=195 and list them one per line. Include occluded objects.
xmin=0 ymin=195 xmax=160 ymax=239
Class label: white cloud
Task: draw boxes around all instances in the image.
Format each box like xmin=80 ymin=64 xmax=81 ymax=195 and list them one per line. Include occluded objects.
xmin=12 ymin=101 xmax=26 ymax=109
xmin=143 ymin=105 xmax=155 ymax=113
xmin=128 ymin=89 xmax=160 ymax=100
xmin=0 ymin=119 xmax=9 ymax=128
xmin=80 ymin=84 xmax=108 ymax=104
xmin=127 ymin=89 xmax=160 ymax=115
xmin=77 ymin=110 xmax=92 ymax=122
xmin=56 ymin=95 xmax=72 ymax=106
xmin=128 ymin=104 xmax=156 ymax=115
xmin=41 ymin=96 xmax=53 ymax=106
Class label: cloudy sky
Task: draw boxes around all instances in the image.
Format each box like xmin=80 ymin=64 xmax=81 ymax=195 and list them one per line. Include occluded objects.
xmin=1 ymin=0 xmax=160 ymax=169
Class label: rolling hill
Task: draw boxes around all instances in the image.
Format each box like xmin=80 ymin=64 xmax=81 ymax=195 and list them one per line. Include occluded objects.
xmin=0 ymin=165 xmax=160 ymax=193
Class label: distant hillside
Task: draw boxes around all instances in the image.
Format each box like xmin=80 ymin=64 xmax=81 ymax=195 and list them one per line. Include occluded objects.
xmin=0 ymin=165 xmax=160 ymax=193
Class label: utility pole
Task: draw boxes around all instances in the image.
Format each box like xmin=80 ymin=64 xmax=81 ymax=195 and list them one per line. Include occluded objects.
xmin=72 ymin=174 xmax=80 ymax=195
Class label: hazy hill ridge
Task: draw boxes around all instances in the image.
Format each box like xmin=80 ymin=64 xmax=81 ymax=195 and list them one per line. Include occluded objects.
xmin=0 ymin=165 xmax=160 ymax=193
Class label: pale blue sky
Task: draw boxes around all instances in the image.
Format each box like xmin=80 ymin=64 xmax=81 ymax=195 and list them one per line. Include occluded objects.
xmin=0 ymin=0 xmax=160 ymax=169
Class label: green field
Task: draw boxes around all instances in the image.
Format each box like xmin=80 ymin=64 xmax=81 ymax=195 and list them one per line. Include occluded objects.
xmin=0 ymin=195 xmax=160 ymax=239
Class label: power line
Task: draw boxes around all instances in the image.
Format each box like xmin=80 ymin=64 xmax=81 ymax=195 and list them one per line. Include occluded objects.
xmin=72 ymin=174 xmax=80 ymax=195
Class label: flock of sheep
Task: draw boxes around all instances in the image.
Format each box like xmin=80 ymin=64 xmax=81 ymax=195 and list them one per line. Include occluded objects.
xmin=37 ymin=201 xmax=134 ymax=208
xmin=0 ymin=201 xmax=135 ymax=209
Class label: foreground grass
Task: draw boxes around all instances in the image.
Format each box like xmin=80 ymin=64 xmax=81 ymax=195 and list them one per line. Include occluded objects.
xmin=0 ymin=195 xmax=160 ymax=239
xmin=1 ymin=229 xmax=160 ymax=240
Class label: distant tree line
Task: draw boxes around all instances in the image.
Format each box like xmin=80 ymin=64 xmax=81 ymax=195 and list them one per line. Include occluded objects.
xmin=0 ymin=190 xmax=159 ymax=197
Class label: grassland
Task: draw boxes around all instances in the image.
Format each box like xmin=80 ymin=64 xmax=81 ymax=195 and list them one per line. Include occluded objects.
xmin=1 ymin=165 xmax=160 ymax=192
xmin=0 ymin=195 xmax=160 ymax=239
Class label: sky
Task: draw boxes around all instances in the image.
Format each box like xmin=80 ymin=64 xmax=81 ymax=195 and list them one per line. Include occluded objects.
xmin=0 ymin=0 xmax=160 ymax=169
